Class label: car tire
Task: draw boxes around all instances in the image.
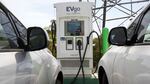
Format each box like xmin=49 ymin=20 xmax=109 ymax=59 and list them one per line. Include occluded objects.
xmin=101 ymin=73 xmax=108 ymax=84
xmin=56 ymin=79 xmax=62 ymax=84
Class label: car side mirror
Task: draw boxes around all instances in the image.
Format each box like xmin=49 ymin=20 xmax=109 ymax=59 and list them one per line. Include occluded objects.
xmin=27 ymin=27 xmax=48 ymax=51
xmin=108 ymin=27 xmax=127 ymax=46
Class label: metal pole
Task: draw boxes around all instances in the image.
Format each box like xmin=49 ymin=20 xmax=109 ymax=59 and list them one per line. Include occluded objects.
xmin=131 ymin=0 xmax=133 ymax=16
xmin=93 ymin=0 xmax=149 ymax=10
xmin=102 ymin=0 xmax=107 ymax=28
xmin=79 ymin=0 xmax=82 ymax=2
xmin=102 ymin=0 xmax=109 ymax=54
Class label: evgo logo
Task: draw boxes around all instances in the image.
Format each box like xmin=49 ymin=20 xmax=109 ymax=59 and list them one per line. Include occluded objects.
xmin=66 ymin=6 xmax=80 ymax=13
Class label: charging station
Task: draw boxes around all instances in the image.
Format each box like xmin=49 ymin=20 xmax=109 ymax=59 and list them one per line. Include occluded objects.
xmin=54 ymin=2 xmax=93 ymax=77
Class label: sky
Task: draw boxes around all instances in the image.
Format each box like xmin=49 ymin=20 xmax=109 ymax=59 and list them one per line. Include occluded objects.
xmin=1 ymin=0 xmax=148 ymax=32
xmin=1 ymin=0 xmax=94 ymax=28
xmin=93 ymin=0 xmax=148 ymax=32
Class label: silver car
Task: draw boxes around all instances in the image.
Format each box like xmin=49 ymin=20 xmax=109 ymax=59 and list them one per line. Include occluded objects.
xmin=0 ymin=2 xmax=63 ymax=84
xmin=98 ymin=3 xmax=150 ymax=84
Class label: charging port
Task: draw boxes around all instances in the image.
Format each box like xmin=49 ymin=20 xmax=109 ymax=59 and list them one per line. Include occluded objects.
xmin=76 ymin=37 xmax=83 ymax=50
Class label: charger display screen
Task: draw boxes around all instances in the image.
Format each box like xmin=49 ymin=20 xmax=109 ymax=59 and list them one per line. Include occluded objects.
xmin=65 ymin=20 xmax=84 ymax=36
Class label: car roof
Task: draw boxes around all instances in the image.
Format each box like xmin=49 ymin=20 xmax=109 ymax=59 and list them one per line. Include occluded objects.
xmin=126 ymin=2 xmax=150 ymax=28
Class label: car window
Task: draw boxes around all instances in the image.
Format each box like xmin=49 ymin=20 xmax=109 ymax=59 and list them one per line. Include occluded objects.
xmin=9 ymin=13 xmax=27 ymax=44
xmin=136 ymin=9 xmax=150 ymax=43
xmin=0 ymin=9 xmax=18 ymax=49
xmin=127 ymin=15 xmax=140 ymax=41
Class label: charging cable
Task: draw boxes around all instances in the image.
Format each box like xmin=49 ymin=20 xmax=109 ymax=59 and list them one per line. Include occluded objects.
xmin=78 ymin=40 xmax=85 ymax=83
xmin=51 ymin=20 xmax=56 ymax=56
xmin=71 ymin=31 xmax=101 ymax=84
xmin=71 ymin=39 xmax=88 ymax=84
xmin=88 ymin=31 xmax=101 ymax=74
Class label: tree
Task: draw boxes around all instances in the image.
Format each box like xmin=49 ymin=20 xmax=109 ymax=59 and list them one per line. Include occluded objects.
xmin=93 ymin=37 xmax=103 ymax=67
xmin=47 ymin=30 xmax=56 ymax=57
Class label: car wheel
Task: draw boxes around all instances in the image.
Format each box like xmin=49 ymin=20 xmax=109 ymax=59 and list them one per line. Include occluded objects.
xmin=55 ymin=72 xmax=63 ymax=84
xmin=101 ymin=73 xmax=108 ymax=84
xmin=56 ymin=79 xmax=62 ymax=84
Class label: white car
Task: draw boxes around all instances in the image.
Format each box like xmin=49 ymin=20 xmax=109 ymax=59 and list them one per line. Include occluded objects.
xmin=98 ymin=3 xmax=150 ymax=84
xmin=0 ymin=2 xmax=63 ymax=84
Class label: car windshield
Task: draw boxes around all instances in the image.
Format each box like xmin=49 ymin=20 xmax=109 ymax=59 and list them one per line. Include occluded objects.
xmin=0 ymin=24 xmax=10 ymax=49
